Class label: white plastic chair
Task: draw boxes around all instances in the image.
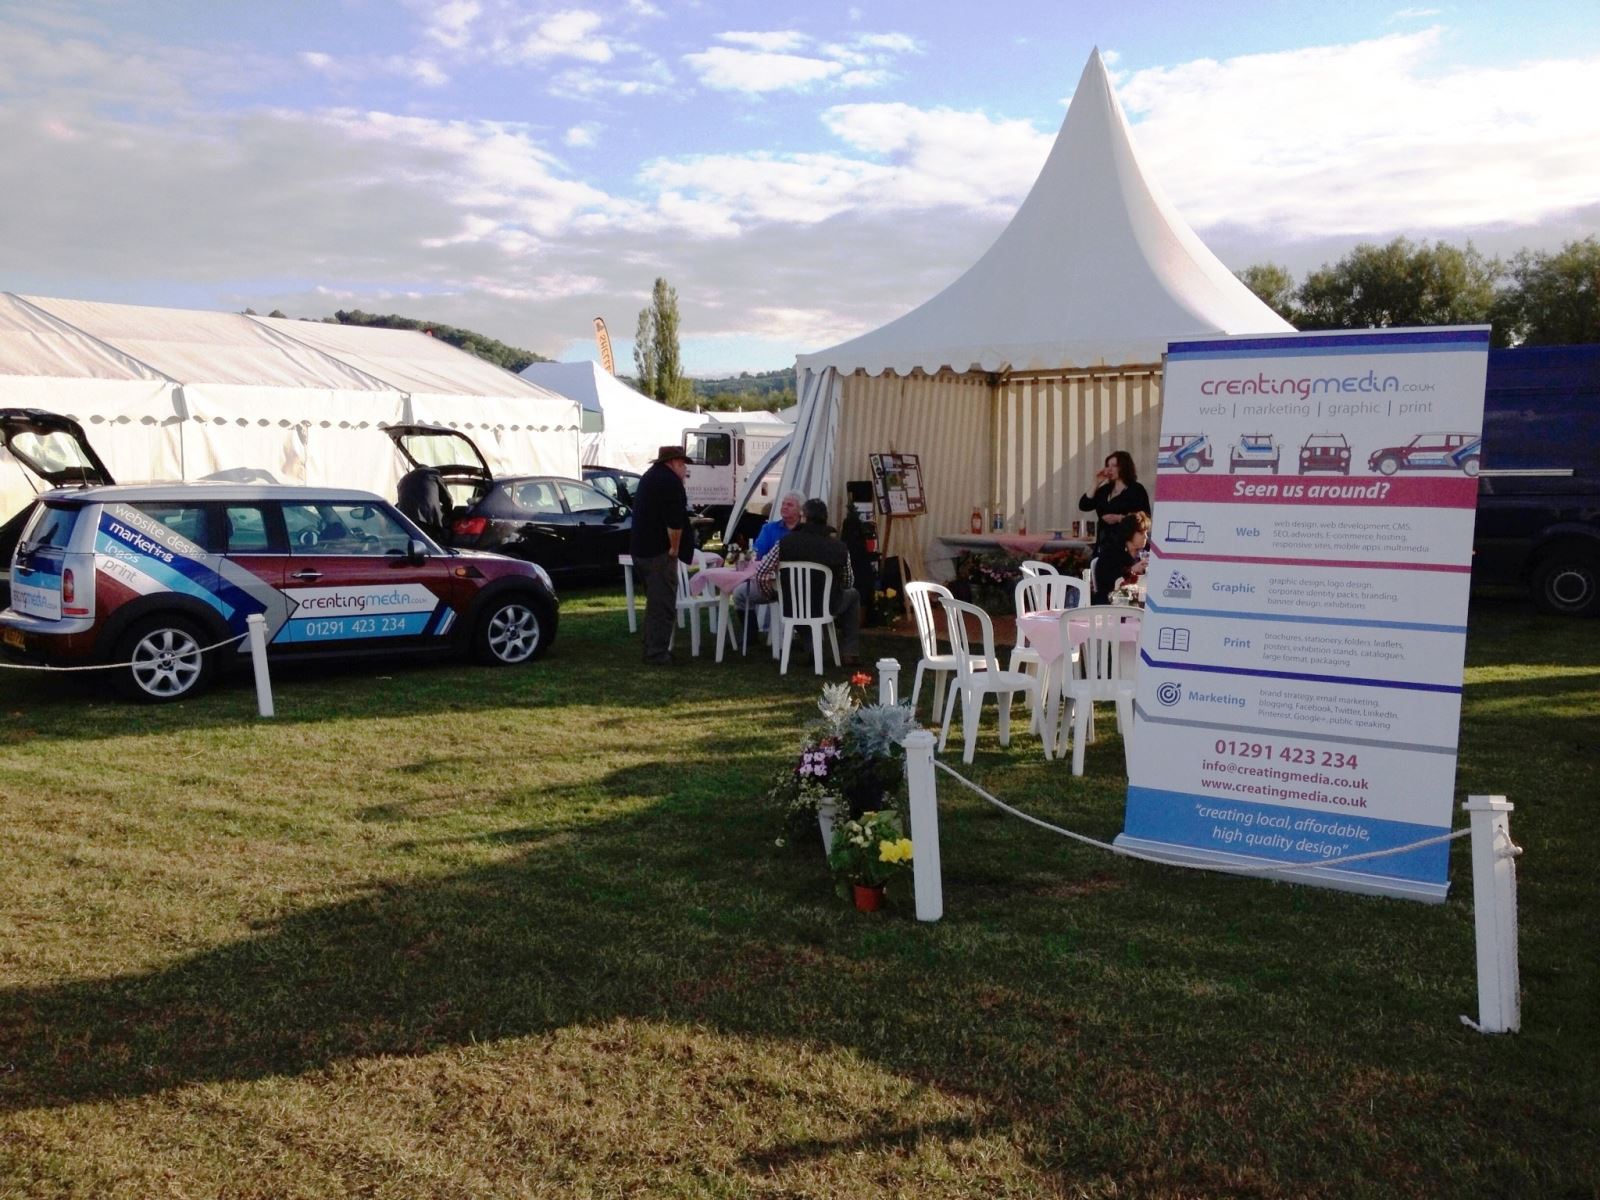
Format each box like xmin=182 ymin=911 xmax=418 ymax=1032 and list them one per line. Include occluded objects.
xmin=669 ymin=559 xmax=721 ymax=657
xmin=1019 ymin=559 xmax=1059 ymax=577
xmin=1048 ymin=605 xmax=1137 ymax=776
xmin=1010 ymin=574 xmax=1088 ymax=729
xmin=937 ymin=597 xmax=1046 ymax=764
xmin=905 ymin=581 xmax=973 ymax=722
xmin=777 ymin=562 xmax=840 ymax=676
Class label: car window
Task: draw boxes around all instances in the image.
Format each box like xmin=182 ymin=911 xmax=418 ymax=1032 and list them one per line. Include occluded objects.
xmin=282 ymin=502 xmax=412 ymax=555
xmin=588 ymin=474 xmax=620 ymax=502
xmin=223 ymin=505 xmax=274 ymax=552
xmin=508 ymin=481 xmax=564 ymax=517
xmin=131 ymin=502 xmax=216 ymax=551
xmin=559 ymin=481 xmax=615 ymax=515
xmin=21 ymin=503 xmax=81 ymax=550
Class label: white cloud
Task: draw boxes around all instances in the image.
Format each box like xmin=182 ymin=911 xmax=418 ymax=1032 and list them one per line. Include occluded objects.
xmin=1115 ymin=31 xmax=1600 ymax=237
xmin=684 ymin=47 xmax=840 ymax=93
xmin=507 ymin=9 xmax=613 ymax=64
xmin=565 ymin=123 xmax=598 ymax=147
xmin=422 ymin=0 xmax=481 ymax=49
xmin=1388 ymin=7 xmax=1442 ymax=20
xmin=718 ymin=31 xmax=809 ymax=53
xmin=854 ymin=32 xmax=918 ymax=54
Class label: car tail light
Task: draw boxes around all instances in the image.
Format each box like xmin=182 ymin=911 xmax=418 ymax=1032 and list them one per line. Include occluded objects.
xmin=453 ymin=515 xmax=488 ymax=538
xmin=62 ymin=567 xmax=89 ymax=616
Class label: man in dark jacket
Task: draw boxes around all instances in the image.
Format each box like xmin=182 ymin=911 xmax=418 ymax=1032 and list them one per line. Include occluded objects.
xmin=757 ymin=498 xmax=861 ymax=665
xmin=629 ymin=445 xmax=695 ymax=664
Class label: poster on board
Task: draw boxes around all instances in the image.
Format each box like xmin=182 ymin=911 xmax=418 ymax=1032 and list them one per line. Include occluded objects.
xmin=869 ymin=453 xmax=926 ymax=516
xmin=1116 ymin=327 xmax=1490 ymax=902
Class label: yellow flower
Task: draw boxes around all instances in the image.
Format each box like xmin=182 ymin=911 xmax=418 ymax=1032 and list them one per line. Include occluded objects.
xmin=884 ymin=588 xmax=898 ymax=599
xmin=878 ymin=841 xmax=898 ymax=863
xmin=896 ymin=837 xmax=913 ymax=860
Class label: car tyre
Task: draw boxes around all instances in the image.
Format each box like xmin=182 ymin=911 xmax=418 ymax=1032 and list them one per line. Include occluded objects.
xmin=112 ymin=613 xmax=215 ymax=702
xmin=1461 ymin=455 xmax=1481 ymax=477
xmin=1531 ymin=551 xmax=1600 ymax=617
xmin=1376 ymin=456 xmax=1400 ymax=476
xmin=1183 ymin=456 xmax=1202 ymax=473
xmin=474 ymin=594 xmax=549 ymax=664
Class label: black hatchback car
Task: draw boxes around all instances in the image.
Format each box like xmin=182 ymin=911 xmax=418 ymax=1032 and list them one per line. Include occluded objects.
xmin=387 ymin=425 xmax=631 ymax=581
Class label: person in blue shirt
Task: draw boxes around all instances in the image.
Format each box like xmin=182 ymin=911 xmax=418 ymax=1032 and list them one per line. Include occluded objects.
xmin=736 ymin=490 xmax=804 ymax=629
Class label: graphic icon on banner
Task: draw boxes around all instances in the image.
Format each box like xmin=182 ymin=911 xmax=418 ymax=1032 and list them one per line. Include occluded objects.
xmin=1157 ymin=626 xmax=1191 ymax=652
xmin=1156 ymin=681 xmax=1183 ymax=706
xmin=1166 ymin=520 xmax=1205 ymax=544
xmin=1163 ymin=570 xmax=1192 ymax=599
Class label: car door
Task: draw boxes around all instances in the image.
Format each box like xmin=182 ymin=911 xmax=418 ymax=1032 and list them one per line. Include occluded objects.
xmin=557 ymin=480 xmax=629 ymax=573
xmin=273 ymin=500 xmax=456 ymax=654
xmin=488 ymin=479 xmax=575 ymax=575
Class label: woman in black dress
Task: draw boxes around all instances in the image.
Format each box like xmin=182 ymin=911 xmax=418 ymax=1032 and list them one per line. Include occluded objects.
xmin=1091 ymin=513 xmax=1150 ymax=605
xmin=1078 ymin=449 xmax=1150 ymax=552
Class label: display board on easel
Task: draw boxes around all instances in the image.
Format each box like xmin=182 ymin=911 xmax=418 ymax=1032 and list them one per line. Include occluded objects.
xmin=869 ymin=453 xmax=927 ymax=611
xmin=868 ymin=453 xmax=926 ymax=516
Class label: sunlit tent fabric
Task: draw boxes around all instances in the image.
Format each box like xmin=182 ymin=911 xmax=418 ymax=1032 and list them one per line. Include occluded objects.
xmin=0 ymin=295 xmax=582 ymax=504
xmin=775 ymin=49 xmax=1293 ymax=571
xmin=0 ymin=294 xmax=178 ymax=517
xmin=259 ymin=317 xmax=581 ymax=479
xmin=520 ymin=360 xmax=686 ymax=473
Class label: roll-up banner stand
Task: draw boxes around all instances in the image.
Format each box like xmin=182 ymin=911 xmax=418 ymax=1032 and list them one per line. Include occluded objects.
xmin=1117 ymin=327 xmax=1490 ymax=902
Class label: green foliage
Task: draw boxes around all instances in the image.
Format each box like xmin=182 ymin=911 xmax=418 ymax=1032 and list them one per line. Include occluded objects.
xmin=1493 ymin=236 xmax=1600 ymax=347
xmin=1297 ymin=238 xmax=1500 ymax=335
xmin=693 ymin=368 xmax=797 ymax=410
xmin=324 ymin=309 xmax=550 ymax=372
xmin=634 ymin=277 xmax=694 ymax=408
xmin=827 ymin=809 xmax=913 ymax=891
xmin=1236 ymin=262 xmax=1301 ymax=324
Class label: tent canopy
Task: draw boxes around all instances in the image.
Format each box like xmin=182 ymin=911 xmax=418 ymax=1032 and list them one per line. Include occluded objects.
xmin=521 ymin=360 xmax=689 ymax=473
xmin=797 ymin=49 xmax=1291 ymax=378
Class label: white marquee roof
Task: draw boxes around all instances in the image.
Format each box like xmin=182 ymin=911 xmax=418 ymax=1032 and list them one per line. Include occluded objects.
xmin=797 ymin=49 xmax=1292 ymax=377
xmin=521 ymin=360 xmax=688 ymax=472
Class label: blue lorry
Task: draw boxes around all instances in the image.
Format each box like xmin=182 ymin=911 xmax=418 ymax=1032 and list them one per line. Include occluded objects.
xmin=1475 ymin=344 xmax=1600 ymax=616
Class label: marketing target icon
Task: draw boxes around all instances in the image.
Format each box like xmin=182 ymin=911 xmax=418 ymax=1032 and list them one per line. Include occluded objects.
xmin=1156 ymin=681 xmax=1182 ymax=707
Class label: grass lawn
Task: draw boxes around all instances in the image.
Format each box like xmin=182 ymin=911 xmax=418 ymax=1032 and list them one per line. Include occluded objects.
xmin=1 ymin=588 xmax=1596 ymax=1198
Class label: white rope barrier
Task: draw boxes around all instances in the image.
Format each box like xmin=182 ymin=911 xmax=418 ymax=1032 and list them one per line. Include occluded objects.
xmin=0 ymin=631 xmax=246 ymax=672
xmin=932 ymin=759 xmax=1470 ymax=878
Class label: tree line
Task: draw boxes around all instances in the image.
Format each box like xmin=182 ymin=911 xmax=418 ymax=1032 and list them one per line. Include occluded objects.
xmin=1238 ymin=236 xmax=1600 ymax=347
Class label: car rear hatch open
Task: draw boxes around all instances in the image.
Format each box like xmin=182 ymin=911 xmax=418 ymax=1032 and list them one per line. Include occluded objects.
xmin=383 ymin=423 xmax=494 ymax=507
xmin=1 ymin=409 xmax=115 ymax=604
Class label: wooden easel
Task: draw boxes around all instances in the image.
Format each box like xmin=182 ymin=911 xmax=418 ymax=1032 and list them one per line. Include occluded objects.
xmin=880 ymin=512 xmax=926 ymax=621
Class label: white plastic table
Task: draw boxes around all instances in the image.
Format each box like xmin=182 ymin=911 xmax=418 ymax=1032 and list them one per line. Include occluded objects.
xmin=690 ymin=562 xmax=761 ymax=661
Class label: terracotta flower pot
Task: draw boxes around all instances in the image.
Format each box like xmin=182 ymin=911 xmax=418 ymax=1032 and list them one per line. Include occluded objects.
xmin=852 ymin=883 xmax=885 ymax=912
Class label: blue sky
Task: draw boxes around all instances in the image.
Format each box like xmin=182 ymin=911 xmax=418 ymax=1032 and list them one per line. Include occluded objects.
xmin=3 ymin=1 xmax=1598 ymax=374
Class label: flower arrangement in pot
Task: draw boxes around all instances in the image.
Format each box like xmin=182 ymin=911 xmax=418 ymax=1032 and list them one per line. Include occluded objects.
xmin=828 ymin=809 xmax=913 ymax=911
xmin=767 ymin=672 xmax=920 ymax=853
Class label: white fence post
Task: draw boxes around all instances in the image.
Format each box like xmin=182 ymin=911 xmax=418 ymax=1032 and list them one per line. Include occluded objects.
xmin=902 ymin=729 xmax=942 ymax=922
xmin=876 ymin=657 xmax=900 ymax=705
xmin=1462 ymin=795 xmax=1520 ymax=1034
xmin=619 ymin=554 xmax=637 ymax=633
xmin=246 ymin=614 xmax=274 ymax=719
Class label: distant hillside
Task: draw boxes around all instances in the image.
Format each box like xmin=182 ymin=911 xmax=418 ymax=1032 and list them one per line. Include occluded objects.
xmin=322 ymin=310 xmax=551 ymax=373
xmin=691 ymin=367 xmax=796 ymax=410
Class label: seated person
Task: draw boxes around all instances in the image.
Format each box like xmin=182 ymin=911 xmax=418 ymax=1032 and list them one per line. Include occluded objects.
xmin=753 ymin=498 xmax=862 ymax=665
xmin=1091 ymin=513 xmax=1150 ymax=605
xmin=735 ymin=490 xmax=805 ymax=629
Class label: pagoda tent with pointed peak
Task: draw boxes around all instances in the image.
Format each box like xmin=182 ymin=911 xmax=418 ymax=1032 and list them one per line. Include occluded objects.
xmin=520 ymin=360 xmax=690 ymax=473
xmin=771 ymin=49 xmax=1291 ymax=569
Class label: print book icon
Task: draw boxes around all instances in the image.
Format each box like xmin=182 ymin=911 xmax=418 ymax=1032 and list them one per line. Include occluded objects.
xmin=1157 ymin=626 xmax=1191 ymax=653
xmin=1163 ymin=570 xmax=1192 ymax=599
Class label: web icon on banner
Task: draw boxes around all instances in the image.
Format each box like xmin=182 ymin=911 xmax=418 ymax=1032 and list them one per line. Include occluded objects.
xmin=1163 ymin=570 xmax=1192 ymax=599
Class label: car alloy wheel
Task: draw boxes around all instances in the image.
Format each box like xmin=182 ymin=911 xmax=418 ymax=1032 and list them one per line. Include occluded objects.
xmin=483 ymin=600 xmax=542 ymax=663
xmin=117 ymin=616 xmax=212 ymax=701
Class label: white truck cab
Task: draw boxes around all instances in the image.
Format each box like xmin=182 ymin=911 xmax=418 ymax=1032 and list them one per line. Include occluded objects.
xmin=682 ymin=417 xmax=789 ymax=533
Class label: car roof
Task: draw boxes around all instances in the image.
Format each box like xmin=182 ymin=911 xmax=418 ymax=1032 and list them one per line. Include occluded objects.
xmin=42 ymin=482 xmax=387 ymax=504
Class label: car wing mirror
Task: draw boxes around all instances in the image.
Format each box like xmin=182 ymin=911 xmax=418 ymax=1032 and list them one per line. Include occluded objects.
xmin=407 ymin=537 xmax=430 ymax=566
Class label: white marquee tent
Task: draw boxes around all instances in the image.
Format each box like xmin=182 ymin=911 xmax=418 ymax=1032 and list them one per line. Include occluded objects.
xmin=0 ymin=295 xmax=580 ymax=519
xmin=775 ymin=49 xmax=1292 ymax=569
xmin=519 ymin=360 xmax=688 ymax=473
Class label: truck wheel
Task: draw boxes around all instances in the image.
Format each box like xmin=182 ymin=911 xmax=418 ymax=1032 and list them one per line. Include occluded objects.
xmin=1532 ymin=552 xmax=1599 ymax=617
xmin=474 ymin=595 xmax=548 ymax=664
xmin=113 ymin=614 xmax=215 ymax=702
xmin=1183 ymin=456 xmax=1202 ymax=473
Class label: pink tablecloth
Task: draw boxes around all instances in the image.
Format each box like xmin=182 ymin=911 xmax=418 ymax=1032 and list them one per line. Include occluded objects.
xmin=690 ymin=562 xmax=759 ymax=596
xmin=1015 ymin=608 xmax=1141 ymax=665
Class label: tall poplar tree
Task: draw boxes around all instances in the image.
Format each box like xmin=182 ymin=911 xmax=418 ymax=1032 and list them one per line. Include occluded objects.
xmin=634 ymin=277 xmax=693 ymax=408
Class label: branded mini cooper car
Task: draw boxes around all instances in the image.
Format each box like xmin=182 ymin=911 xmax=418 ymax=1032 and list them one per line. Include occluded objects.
xmin=0 ymin=483 xmax=559 ymax=701
xmin=1229 ymin=433 xmax=1280 ymax=474
xmin=0 ymin=408 xmax=117 ymax=608
xmin=1367 ymin=432 xmax=1482 ymax=476
xmin=1297 ymin=433 xmax=1352 ymax=475
xmin=1156 ymin=433 xmax=1213 ymax=472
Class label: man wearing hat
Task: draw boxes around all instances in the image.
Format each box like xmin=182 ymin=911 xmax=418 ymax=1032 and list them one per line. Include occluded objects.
xmin=630 ymin=444 xmax=696 ymax=664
